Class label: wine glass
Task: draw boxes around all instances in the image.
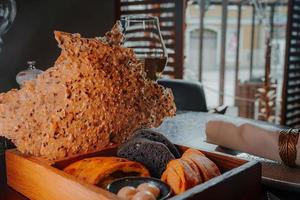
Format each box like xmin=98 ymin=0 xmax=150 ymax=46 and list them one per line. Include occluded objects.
xmin=121 ymin=15 xmax=168 ymax=80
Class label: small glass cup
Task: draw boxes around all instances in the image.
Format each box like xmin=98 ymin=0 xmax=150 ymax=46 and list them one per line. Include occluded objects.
xmin=16 ymin=61 xmax=43 ymax=87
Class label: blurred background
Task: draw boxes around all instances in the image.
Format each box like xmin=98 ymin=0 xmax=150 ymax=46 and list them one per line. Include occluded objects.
xmin=183 ymin=0 xmax=287 ymax=124
xmin=0 ymin=0 xmax=299 ymax=128
xmin=0 ymin=0 xmax=116 ymax=92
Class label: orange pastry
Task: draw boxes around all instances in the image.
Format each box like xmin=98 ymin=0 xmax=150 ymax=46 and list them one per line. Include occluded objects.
xmin=181 ymin=157 xmax=202 ymax=184
xmin=161 ymin=159 xmax=186 ymax=194
xmin=161 ymin=158 xmax=202 ymax=195
xmin=161 ymin=148 xmax=221 ymax=195
xmin=63 ymin=157 xmax=150 ymax=187
xmin=182 ymin=149 xmax=221 ymax=181
xmin=182 ymin=148 xmax=206 ymax=157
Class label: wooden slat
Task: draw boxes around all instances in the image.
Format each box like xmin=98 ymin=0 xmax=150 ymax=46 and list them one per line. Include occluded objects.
xmin=120 ymin=13 xmax=174 ymax=18
xmin=281 ymin=1 xmax=300 ymax=127
xmin=158 ymin=17 xmax=175 ymax=22
xmin=289 ymin=72 xmax=300 ymax=76
xmin=120 ymin=0 xmax=175 ymax=6
xmin=162 ymin=70 xmax=175 ymax=75
xmin=162 ymin=35 xmax=175 ymax=40
xmin=166 ymin=63 xmax=175 ymax=67
xmin=125 ymin=37 xmax=165 ymax=42
xmin=167 ymin=53 xmax=175 ymax=57
xmin=288 ymin=72 xmax=300 ymax=77
xmin=290 ymin=52 xmax=300 ymax=57
xmin=121 ymin=28 xmax=175 ymax=34
xmin=173 ymin=0 xmax=185 ymax=78
xmin=287 ymin=104 xmax=300 ymax=112
xmin=287 ymin=97 xmax=300 ymax=105
xmin=286 ymin=112 xmax=300 ymax=119
xmin=287 ymin=120 xmax=300 ymax=127
xmin=167 ymin=60 xmax=175 ymax=65
xmin=287 ymin=88 xmax=300 ymax=95
xmin=125 ymin=44 xmax=175 ymax=49
xmin=289 ymin=76 xmax=300 ymax=81
xmin=288 ymin=60 xmax=300 ymax=64
xmin=290 ymin=44 xmax=300 ymax=48
xmin=290 ymin=45 xmax=300 ymax=49
xmin=288 ymin=67 xmax=300 ymax=72
xmin=121 ymin=8 xmax=175 ymax=15
xmin=287 ymin=104 xmax=300 ymax=111
xmin=287 ymin=117 xmax=300 ymax=124
xmin=287 ymin=81 xmax=300 ymax=87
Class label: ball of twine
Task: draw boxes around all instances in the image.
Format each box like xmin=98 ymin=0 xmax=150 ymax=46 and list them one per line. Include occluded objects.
xmin=278 ymin=128 xmax=299 ymax=167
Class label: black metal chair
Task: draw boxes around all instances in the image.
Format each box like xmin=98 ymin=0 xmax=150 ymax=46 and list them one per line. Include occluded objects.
xmin=158 ymin=79 xmax=208 ymax=112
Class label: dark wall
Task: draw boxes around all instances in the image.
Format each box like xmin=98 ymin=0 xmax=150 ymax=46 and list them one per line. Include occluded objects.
xmin=0 ymin=0 xmax=115 ymax=92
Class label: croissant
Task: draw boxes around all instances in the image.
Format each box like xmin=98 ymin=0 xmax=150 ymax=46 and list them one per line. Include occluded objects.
xmin=161 ymin=149 xmax=220 ymax=195
xmin=161 ymin=159 xmax=202 ymax=194
xmin=182 ymin=149 xmax=221 ymax=181
xmin=64 ymin=157 xmax=150 ymax=187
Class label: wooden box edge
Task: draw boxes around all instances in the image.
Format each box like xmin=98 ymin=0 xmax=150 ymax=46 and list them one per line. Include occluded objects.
xmin=5 ymin=146 xmax=262 ymax=200
xmin=5 ymin=149 xmax=120 ymax=200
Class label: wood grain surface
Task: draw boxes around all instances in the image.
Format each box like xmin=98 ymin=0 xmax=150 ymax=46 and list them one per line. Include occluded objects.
xmin=5 ymin=150 xmax=119 ymax=200
xmin=5 ymin=145 xmax=261 ymax=200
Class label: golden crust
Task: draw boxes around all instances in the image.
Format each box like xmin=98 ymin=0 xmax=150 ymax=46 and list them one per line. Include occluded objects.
xmin=0 ymin=24 xmax=176 ymax=160
xmin=63 ymin=157 xmax=150 ymax=185
xmin=182 ymin=149 xmax=221 ymax=181
xmin=161 ymin=149 xmax=221 ymax=194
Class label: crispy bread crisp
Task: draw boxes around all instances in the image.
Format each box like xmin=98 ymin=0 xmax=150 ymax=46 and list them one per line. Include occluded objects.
xmin=0 ymin=23 xmax=176 ymax=160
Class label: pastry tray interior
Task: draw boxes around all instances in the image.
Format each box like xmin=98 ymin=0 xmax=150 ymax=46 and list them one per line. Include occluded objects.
xmin=5 ymin=145 xmax=262 ymax=200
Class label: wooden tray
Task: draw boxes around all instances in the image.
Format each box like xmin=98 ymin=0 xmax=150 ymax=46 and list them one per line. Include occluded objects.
xmin=5 ymin=146 xmax=262 ymax=200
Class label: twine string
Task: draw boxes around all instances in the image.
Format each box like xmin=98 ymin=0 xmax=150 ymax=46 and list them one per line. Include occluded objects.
xmin=278 ymin=129 xmax=299 ymax=167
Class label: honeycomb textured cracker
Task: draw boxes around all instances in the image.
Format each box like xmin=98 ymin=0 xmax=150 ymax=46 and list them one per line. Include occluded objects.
xmin=0 ymin=24 xmax=176 ymax=160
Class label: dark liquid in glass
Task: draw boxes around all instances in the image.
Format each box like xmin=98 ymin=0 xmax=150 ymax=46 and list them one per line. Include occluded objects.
xmin=143 ymin=57 xmax=167 ymax=80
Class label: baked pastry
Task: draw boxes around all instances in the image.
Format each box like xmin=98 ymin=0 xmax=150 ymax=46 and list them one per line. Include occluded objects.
xmin=182 ymin=149 xmax=221 ymax=181
xmin=117 ymin=138 xmax=175 ymax=178
xmin=130 ymin=129 xmax=181 ymax=158
xmin=0 ymin=22 xmax=176 ymax=160
xmin=161 ymin=148 xmax=220 ymax=195
xmin=63 ymin=157 xmax=150 ymax=187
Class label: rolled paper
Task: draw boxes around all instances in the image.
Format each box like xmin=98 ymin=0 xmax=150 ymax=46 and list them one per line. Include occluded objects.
xmin=205 ymin=120 xmax=300 ymax=167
